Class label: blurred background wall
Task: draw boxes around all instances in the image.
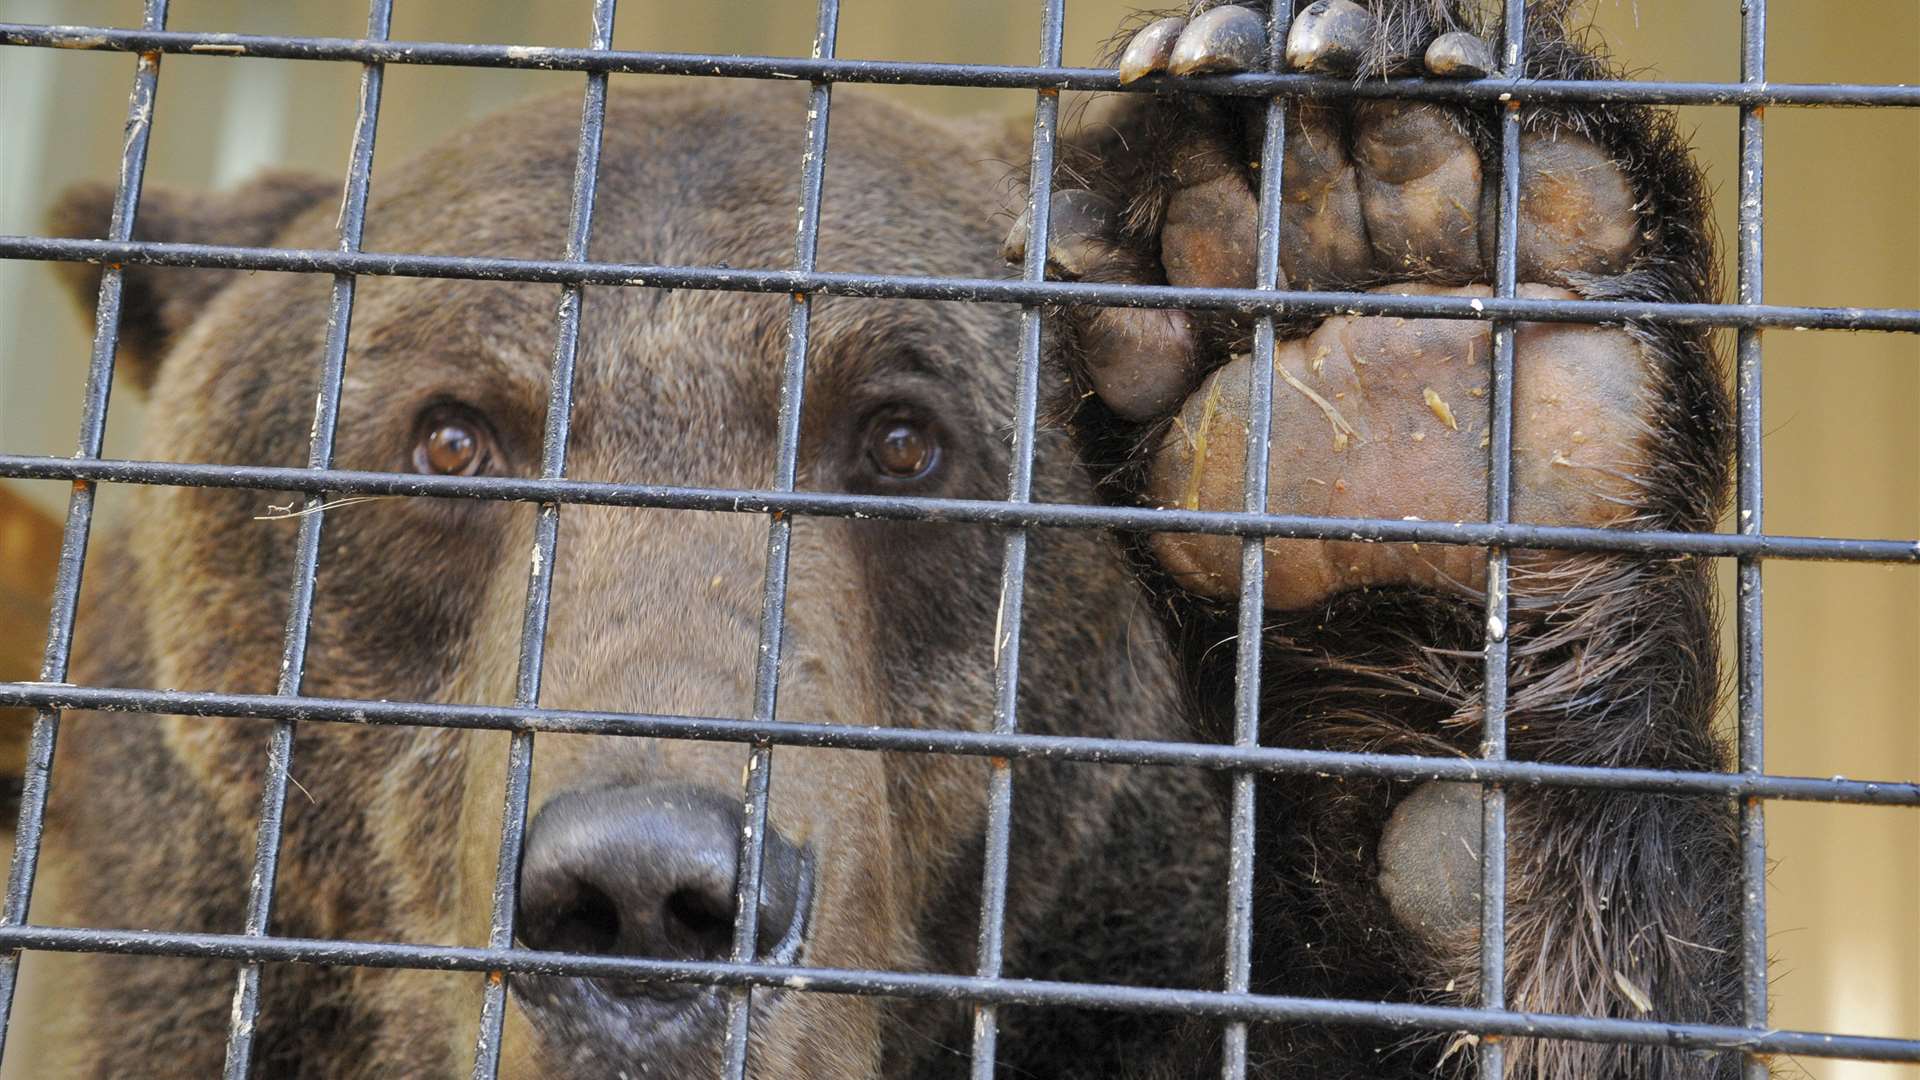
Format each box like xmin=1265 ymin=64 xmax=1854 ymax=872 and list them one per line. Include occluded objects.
xmin=0 ymin=2 xmax=1913 ymax=1074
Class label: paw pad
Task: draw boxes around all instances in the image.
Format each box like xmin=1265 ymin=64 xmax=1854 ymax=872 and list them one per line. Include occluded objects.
xmin=1023 ymin=3 xmax=1660 ymax=609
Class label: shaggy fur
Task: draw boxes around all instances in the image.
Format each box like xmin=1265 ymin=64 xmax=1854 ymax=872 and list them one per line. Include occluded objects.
xmin=1055 ymin=2 xmax=1741 ymax=1077
xmin=26 ymin=84 xmax=1224 ymax=1079
xmin=20 ymin=2 xmax=1739 ymax=1077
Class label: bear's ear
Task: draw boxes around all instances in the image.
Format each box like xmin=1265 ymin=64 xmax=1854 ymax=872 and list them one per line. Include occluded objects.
xmin=45 ymin=170 xmax=338 ymax=393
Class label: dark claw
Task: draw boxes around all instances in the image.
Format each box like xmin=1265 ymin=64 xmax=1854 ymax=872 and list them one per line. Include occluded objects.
xmin=1117 ymin=16 xmax=1187 ymax=84
xmin=1001 ymin=208 xmax=1029 ymax=265
xmin=1000 ymin=189 xmax=1122 ymax=280
xmin=1423 ymin=31 xmax=1498 ymax=79
xmin=1167 ymin=5 xmax=1268 ymax=77
xmin=1284 ymin=0 xmax=1375 ymax=74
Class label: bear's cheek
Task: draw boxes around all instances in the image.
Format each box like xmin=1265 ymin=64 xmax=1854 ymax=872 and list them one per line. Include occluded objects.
xmin=316 ymin=499 xmax=531 ymax=694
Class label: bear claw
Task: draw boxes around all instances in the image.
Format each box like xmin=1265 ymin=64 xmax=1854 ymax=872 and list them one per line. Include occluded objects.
xmin=1423 ymin=30 xmax=1499 ymax=79
xmin=1117 ymin=16 xmax=1188 ymax=84
xmin=1167 ymin=6 xmax=1270 ymax=77
xmin=1001 ymin=189 xmax=1125 ymax=280
xmin=1285 ymin=0 xmax=1376 ymax=74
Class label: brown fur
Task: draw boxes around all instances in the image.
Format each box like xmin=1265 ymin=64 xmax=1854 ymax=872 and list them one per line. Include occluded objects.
xmin=24 ymin=2 xmax=1744 ymax=1074
xmin=1056 ymin=2 xmax=1742 ymax=1077
xmin=25 ymin=84 xmax=1224 ymax=1078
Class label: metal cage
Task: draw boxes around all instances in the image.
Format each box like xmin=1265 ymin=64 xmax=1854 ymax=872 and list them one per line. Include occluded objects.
xmin=0 ymin=2 xmax=1916 ymax=1078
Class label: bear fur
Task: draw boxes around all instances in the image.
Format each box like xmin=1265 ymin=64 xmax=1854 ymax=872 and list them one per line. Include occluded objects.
xmin=19 ymin=2 xmax=1741 ymax=1077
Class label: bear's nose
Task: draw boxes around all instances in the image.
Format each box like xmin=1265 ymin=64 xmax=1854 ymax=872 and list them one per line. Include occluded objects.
xmin=516 ymin=784 xmax=810 ymax=987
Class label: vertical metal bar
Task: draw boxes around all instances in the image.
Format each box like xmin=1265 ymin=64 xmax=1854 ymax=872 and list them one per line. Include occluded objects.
xmin=1476 ymin=2 xmax=1527 ymax=1076
xmin=0 ymin=0 xmax=170 ymax=1059
xmin=469 ymin=3 xmax=616 ymax=1076
xmin=719 ymin=3 xmax=840 ymax=1076
xmin=1735 ymin=3 xmax=1769 ymax=1077
xmin=218 ymin=3 xmax=391 ymax=1072
xmin=1220 ymin=4 xmax=1293 ymax=1078
xmin=966 ymin=1 xmax=1063 ymax=1075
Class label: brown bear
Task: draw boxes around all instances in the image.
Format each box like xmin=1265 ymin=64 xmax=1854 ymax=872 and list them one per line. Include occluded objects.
xmin=17 ymin=2 xmax=1740 ymax=1077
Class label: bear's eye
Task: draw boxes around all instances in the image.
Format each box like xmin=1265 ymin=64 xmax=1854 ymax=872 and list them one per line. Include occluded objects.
xmin=864 ymin=410 xmax=941 ymax=483
xmin=411 ymin=406 xmax=496 ymax=477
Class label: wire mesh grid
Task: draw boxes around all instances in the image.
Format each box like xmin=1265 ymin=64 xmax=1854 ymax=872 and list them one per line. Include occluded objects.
xmin=0 ymin=1 xmax=1917 ymax=1076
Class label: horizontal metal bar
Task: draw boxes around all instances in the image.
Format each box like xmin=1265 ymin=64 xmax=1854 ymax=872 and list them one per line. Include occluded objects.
xmin=1 ymin=681 xmax=1913 ymax=806
xmin=0 ymin=453 xmax=1912 ymax=564
xmin=0 ymin=922 xmax=1912 ymax=1063
xmin=6 ymin=235 xmax=1920 ymax=333
xmin=3 ymin=23 xmax=1918 ymax=108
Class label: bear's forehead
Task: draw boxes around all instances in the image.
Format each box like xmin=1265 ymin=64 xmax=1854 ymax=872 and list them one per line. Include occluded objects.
xmin=358 ymin=82 xmax=1007 ymax=282
xmin=338 ymin=262 xmax=999 ymax=421
xmin=336 ymin=82 xmax=1012 ymax=409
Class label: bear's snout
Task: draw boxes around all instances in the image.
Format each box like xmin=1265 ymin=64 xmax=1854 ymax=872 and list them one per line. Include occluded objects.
xmin=513 ymin=784 xmax=811 ymax=1050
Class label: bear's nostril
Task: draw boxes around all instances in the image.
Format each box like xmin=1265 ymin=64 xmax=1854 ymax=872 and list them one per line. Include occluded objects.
xmin=540 ymin=882 xmax=622 ymax=956
xmin=664 ymin=886 xmax=734 ymax=961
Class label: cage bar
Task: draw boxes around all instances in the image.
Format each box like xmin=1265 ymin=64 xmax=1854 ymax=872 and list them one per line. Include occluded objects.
xmin=467 ymin=4 xmax=618 ymax=1076
xmin=0 ymin=678 xmax=1914 ymax=805
xmin=1218 ymin=4 xmax=1294 ymax=1076
xmin=0 ymin=919 xmax=1915 ymax=1064
xmin=716 ymin=3 xmax=841 ymax=1075
xmin=0 ymin=0 xmax=171 ymax=1057
xmin=0 ymin=0 xmax=1913 ymax=1073
xmin=1735 ymin=3 xmax=1769 ymax=1079
xmin=218 ymin=3 xmax=392 ymax=1073
xmin=966 ymin=1 xmax=1063 ymax=1075
xmin=0 ymin=453 xmax=1911 ymax=564
xmin=8 ymin=233 xmax=1920 ymax=332
xmin=5 ymin=22 xmax=1919 ymax=108
xmin=1472 ymin=2 xmax=1527 ymax=1074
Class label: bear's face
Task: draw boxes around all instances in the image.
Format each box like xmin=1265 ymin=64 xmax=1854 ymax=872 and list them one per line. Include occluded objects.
xmin=91 ymin=83 xmax=1187 ymax=1077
